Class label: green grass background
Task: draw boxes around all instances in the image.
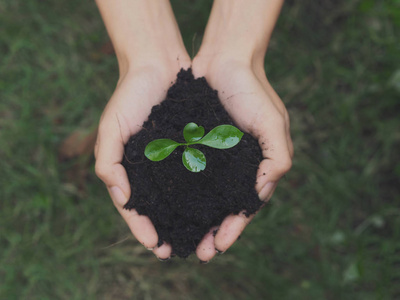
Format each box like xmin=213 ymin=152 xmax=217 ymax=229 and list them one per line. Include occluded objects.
xmin=1 ymin=0 xmax=399 ymax=299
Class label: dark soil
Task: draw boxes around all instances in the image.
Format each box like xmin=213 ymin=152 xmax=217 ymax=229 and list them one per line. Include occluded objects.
xmin=122 ymin=68 xmax=263 ymax=258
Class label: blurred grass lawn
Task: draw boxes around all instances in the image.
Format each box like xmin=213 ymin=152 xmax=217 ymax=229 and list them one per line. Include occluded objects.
xmin=1 ymin=0 xmax=399 ymax=299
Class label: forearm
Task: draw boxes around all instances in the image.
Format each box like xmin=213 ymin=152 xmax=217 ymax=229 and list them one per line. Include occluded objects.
xmin=197 ymin=0 xmax=284 ymax=66
xmin=95 ymin=0 xmax=189 ymax=75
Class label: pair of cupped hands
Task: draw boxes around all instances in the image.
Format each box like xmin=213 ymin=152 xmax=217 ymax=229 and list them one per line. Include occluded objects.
xmin=94 ymin=46 xmax=293 ymax=262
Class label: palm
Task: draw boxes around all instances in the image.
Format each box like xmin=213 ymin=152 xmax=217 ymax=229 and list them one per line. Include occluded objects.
xmin=192 ymin=61 xmax=293 ymax=261
xmin=207 ymin=65 xmax=275 ymax=138
xmin=201 ymin=63 xmax=292 ymax=191
xmin=99 ymin=69 xmax=175 ymax=143
xmin=95 ymin=65 xmax=189 ymax=259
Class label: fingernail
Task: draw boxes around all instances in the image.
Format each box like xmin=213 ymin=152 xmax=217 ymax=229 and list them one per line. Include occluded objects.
xmin=109 ymin=186 xmax=126 ymax=206
xmin=157 ymin=257 xmax=171 ymax=262
xmin=199 ymin=260 xmax=209 ymax=265
xmin=215 ymin=248 xmax=224 ymax=255
xmin=259 ymin=182 xmax=275 ymax=201
xmin=146 ymin=246 xmax=156 ymax=251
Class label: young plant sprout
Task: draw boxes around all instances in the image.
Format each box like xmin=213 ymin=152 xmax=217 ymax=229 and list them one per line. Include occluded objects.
xmin=144 ymin=123 xmax=244 ymax=172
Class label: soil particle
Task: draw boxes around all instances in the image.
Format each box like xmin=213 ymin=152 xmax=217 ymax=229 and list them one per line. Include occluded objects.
xmin=122 ymin=68 xmax=263 ymax=258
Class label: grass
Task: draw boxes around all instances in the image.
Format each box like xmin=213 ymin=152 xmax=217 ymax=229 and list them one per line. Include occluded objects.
xmin=1 ymin=0 xmax=399 ymax=299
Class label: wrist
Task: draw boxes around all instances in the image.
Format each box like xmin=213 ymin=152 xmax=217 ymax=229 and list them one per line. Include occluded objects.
xmin=195 ymin=43 xmax=262 ymax=68
xmin=193 ymin=46 xmax=265 ymax=81
xmin=117 ymin=47 xmax=190 ymax=79
xmin=96 ymin=0 xmax=190 ymax=78
xmin=195 ymin=0 xmax=284 ymax=73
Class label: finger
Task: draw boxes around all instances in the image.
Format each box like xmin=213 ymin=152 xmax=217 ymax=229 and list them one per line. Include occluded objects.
xmin=95 ymin=112 xmax=131 ymax=192
xmin=256 ymin=166 xmax=279 ymax=201
xmin=254 ymin=112 xmax=292 ymax=200
xmin=153 ymin=242 xmax=172 ymax=260
xmin=214 ymin=212 xmax=255 ymax=253
xmin=196 ymin=226 xmax=219 ymax=262
xmin=95 ymin=113 xmax=159 ymax=249
xmin=110 ymin=187 xmax=159 ymax=249
xmin=265 ymin=82 xmax=294 ymax=159
xmin=284 ymin=110 xmax=294 ymax=158
xmin=255 ymin=71 xmax=294 ymax=160
xmin=255 ymin=140 xmax=292 ymax=201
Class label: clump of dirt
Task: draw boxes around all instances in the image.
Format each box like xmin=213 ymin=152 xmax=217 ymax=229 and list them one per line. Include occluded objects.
xmin=122 ymin=68 xmax=263 ymax=258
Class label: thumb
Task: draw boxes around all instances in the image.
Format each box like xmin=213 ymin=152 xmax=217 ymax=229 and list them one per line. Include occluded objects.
xmin=254 ymin=125 xmax=293 ymax=201
xmin=95 ymin=113 xmax=159 ymax=249
xmin=94 ymin=113 xmax=131 ymax=200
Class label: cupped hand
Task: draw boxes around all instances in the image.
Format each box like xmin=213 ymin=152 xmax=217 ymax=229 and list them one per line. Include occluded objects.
xmin=94 ymin=62 xmax=190 ymax=260
xmin=192 ymin=57 xmax=294 ymax=262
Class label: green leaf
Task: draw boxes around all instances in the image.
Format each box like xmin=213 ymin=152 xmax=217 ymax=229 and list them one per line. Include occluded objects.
xmin=182 ymin=147 xmax=206 ymax=172
xmin=198 ymin=125 xmax=244 ymax=149
xmin=144 ymin=139 xmax=180 ymax=161
xmin=183 ymin=122 xmax=205 ymax=143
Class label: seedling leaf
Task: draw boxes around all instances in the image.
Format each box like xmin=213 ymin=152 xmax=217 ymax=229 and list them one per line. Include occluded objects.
xmin=144 ymin=139 xmax=180 ymax=161
xmin=183 ymin=122 xmax=205 ymax=143
xmin=144 ymin=123 xmax=243 ymax=172
xmin=182 ymin=147 xmax=206 ymax=172
xmin=198 ymin=125 xmax=243 ymax=149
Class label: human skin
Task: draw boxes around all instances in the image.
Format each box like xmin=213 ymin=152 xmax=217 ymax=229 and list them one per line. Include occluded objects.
xmin=94 ymin=0 xmax=191 ymax=260
xmin=94 ymin=0 xmax=293 ymax=262
xmin=192 ymin=0 xmax=293 ymax=262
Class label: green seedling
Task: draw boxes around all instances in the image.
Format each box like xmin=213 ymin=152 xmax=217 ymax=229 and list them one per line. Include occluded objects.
xmin=144 ymin=123 xmax=244 ymax=172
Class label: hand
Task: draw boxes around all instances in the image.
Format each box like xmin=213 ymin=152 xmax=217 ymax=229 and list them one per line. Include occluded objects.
xmin=95 ymin=0 xmax=289 ymax=263
xmin=191 ymin=56 xmax=294 ymax=262
xmin=94 ymin=61 xmax=190 ymax=260
xmin=94 ymin=0 xmax=191 ymax=260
